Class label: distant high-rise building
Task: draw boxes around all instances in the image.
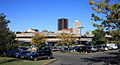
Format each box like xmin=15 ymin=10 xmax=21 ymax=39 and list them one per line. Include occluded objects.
xmin=73 ymin=20 xmax=82 ymax=35
xmin=58 ymin=18 xmax=68 ymax=30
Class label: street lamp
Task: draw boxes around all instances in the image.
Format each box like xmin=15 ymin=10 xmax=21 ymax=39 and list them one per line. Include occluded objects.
xmin=78 ymin=26 xmax=84 ymax=36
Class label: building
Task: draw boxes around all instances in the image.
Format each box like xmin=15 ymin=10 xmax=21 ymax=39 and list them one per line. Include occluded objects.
xmin=56 ymin=28 xmax=73 ymax=33
xmin=69 ymin=28 xmax=73 ymax=32
xmin=73 ymin=20 xmax=83 ymax=35
xmin=16 ymin=32 xmax=93 ymax=43
xmin=58 ymin=18 xmax=68 ymax=30
xmin=26 ymin=28 xmax=39 ymax=32
xmin=57 ymin=29 xmax=71 ymax=33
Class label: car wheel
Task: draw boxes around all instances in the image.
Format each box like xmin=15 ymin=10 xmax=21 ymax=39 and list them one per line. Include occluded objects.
xmin=34 ymin=57 xmax=38 ymax=61
xmin=16 ymin=55 xmax=18 ymax=57
xmin=47 ymin=56 xmax=51 ymax=59
xmin=50 ymin=56 xmax=54 ymax=59
xmin=20 ymin=56 xmax=24 ymax=58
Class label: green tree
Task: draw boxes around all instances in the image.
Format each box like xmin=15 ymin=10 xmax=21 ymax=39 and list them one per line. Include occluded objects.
xmin=109 ymin=30 xmax=120 ymax=41
xmin=92 ymin=29 xmax=107 ymax=45
xmin=89 ymin=0 xmax=120 ymax=30
xmin=31 ymin=33 xmax=46 ymax=48
xmin=0 ymin=13 xmax=17 ymax=55
xmin=85 ymin=31 xmax=90 ymax=35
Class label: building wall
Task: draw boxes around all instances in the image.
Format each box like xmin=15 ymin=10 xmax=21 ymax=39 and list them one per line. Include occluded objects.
xmin=16 ymin=32 xmax=93 ymax=42
xmin=73 ymin=20 xmax=81 ymax=35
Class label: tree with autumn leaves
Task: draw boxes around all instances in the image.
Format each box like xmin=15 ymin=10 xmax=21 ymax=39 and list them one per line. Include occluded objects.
xmin=89 ymin=0 xmax=120 ymax=42
xmin=57 ymin=33 xmax=77 ymax=46
xmin=89 ymin=0 xmax=120 ymax=30
xmin=31 ymin=33 xmax=46 ymax=48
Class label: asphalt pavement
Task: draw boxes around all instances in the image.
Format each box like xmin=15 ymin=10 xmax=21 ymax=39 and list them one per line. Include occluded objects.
xmin=48 ymin=50 xmax=120 ymax=65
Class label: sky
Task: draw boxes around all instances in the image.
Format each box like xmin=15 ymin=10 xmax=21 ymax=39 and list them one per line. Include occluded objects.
xmin=0 ymin=0 xmax=97 ymax=34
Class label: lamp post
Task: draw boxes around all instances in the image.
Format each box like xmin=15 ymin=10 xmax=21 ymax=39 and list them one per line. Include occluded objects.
xmin=78 ymin=27 xmax=84 ymax=36
xmin=78 ymin=26 xmax=84 ymax=44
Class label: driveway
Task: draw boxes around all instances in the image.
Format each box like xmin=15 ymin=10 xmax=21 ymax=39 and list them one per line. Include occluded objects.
xmin=48 ymin=50 xmax=120 ymax=65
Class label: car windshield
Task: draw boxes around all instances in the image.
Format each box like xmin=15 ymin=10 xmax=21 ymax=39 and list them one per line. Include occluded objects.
xmin=103 ymin=46 xmax=107 ymax=48
xmin=87 ymin=47 xmax=91 ymax=49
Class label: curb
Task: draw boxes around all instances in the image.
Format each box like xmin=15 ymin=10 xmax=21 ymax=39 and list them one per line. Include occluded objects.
xmin=42 ymin=59 xmax=57 ymax=65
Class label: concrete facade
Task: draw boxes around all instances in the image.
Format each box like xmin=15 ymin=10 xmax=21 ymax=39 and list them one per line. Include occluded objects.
xmin=15 ymin=32 xmax=93 ymax=42
xmin=73 ymin=20 xmax=82 ymax=35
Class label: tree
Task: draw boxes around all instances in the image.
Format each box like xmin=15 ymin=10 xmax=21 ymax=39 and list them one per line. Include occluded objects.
xmin=89 ymin=0 xmax=120 ymax=30
xmin=85 ymin=31 xmax=90 ymax=35
xmin=69 ymin=34 xmax=77 ymax=44
xmin=57 ymin=33 xmax=69 ymax=45
xmin=57 ymin=33 xmax=77 ymax=46
xmin=109 ymin=30 xmax=120 ymax=41
xmin=0 ymin=13 xmax=17 ymax=55
xmin=31 ymin=33 xmax=46 ymax=48
xmin=92 ymin=29 xmax=107 ymax=45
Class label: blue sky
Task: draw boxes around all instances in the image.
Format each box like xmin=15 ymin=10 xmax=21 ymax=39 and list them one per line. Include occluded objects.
xmin=0 ymin=0 xmax=96 ymax=34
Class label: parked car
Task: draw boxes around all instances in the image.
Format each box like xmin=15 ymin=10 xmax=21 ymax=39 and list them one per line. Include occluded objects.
xmin=118 ymin=44 xmax=120 ymax=49
xmin=26 ymin=47 xmax=53 ymax=61
xmin=76 ymin=46 xmax=91 ymax=53
xmin=16 ymin=51 xmax=31 ymax=58
xmin=103 ymin=46 xmax=109 ymax=51
xmin=106 ymin=44 xmax=118 ymax=50
xmin=51 ymin=47 xmax=61 ymax=51
xmin=60 ymin=47 xmax=69 ymax=53
xmin=89 ymin=46 xmax=98 ymax=52
xmin=7 ymin=49 xmax=21 ymax=57
xmin=12 ymin=50 xmax=28 ymax=57
xmin=76 ymin=46 xmax=98 ymax=53
xmin=97 ymin=46 xmax=109 ymax=51
xmin=69 ymin=46 xmax=76 ymax=52
xmin=97 ymin=46 xmax=103 ymax=51
xmin=18 ymin=47 xmax=28 ymax=51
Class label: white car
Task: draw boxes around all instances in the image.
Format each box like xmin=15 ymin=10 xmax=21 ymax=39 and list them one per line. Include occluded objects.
xmin=106 ymin=44 xmax=118 ymax=50
xmin=103 ymin=46 xmax=109 ymax=51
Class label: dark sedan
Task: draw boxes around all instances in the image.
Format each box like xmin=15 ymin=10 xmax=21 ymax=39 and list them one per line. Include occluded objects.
xmin=26 ymin=48 xmax=53 ymax=61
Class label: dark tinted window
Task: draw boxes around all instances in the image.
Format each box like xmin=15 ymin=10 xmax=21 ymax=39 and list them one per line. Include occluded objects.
xmin=64 ymin=19 xmax=68 ymax=29
xmin=58 ymin=19 xmax=62 ymax=30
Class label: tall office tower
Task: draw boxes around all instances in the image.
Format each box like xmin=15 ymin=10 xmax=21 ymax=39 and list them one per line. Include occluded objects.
xmin=58 ymin=18 xmax=68 ymax=30
xmin=73 ymin=20 xmax=82 ymax=35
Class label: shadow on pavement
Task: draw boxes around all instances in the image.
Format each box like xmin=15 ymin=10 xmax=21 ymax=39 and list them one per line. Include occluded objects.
xmin=81 ymin=51 xmax=120 ymax=65
xmin=61 ymin=63 xmax=72 ymax=65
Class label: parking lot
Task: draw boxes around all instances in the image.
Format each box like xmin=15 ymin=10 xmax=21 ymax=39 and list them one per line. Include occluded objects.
xmin=1 ymin=44 xmax=120 ymax=65
xmin=48 ymin=50 xmax=120 ymax=65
